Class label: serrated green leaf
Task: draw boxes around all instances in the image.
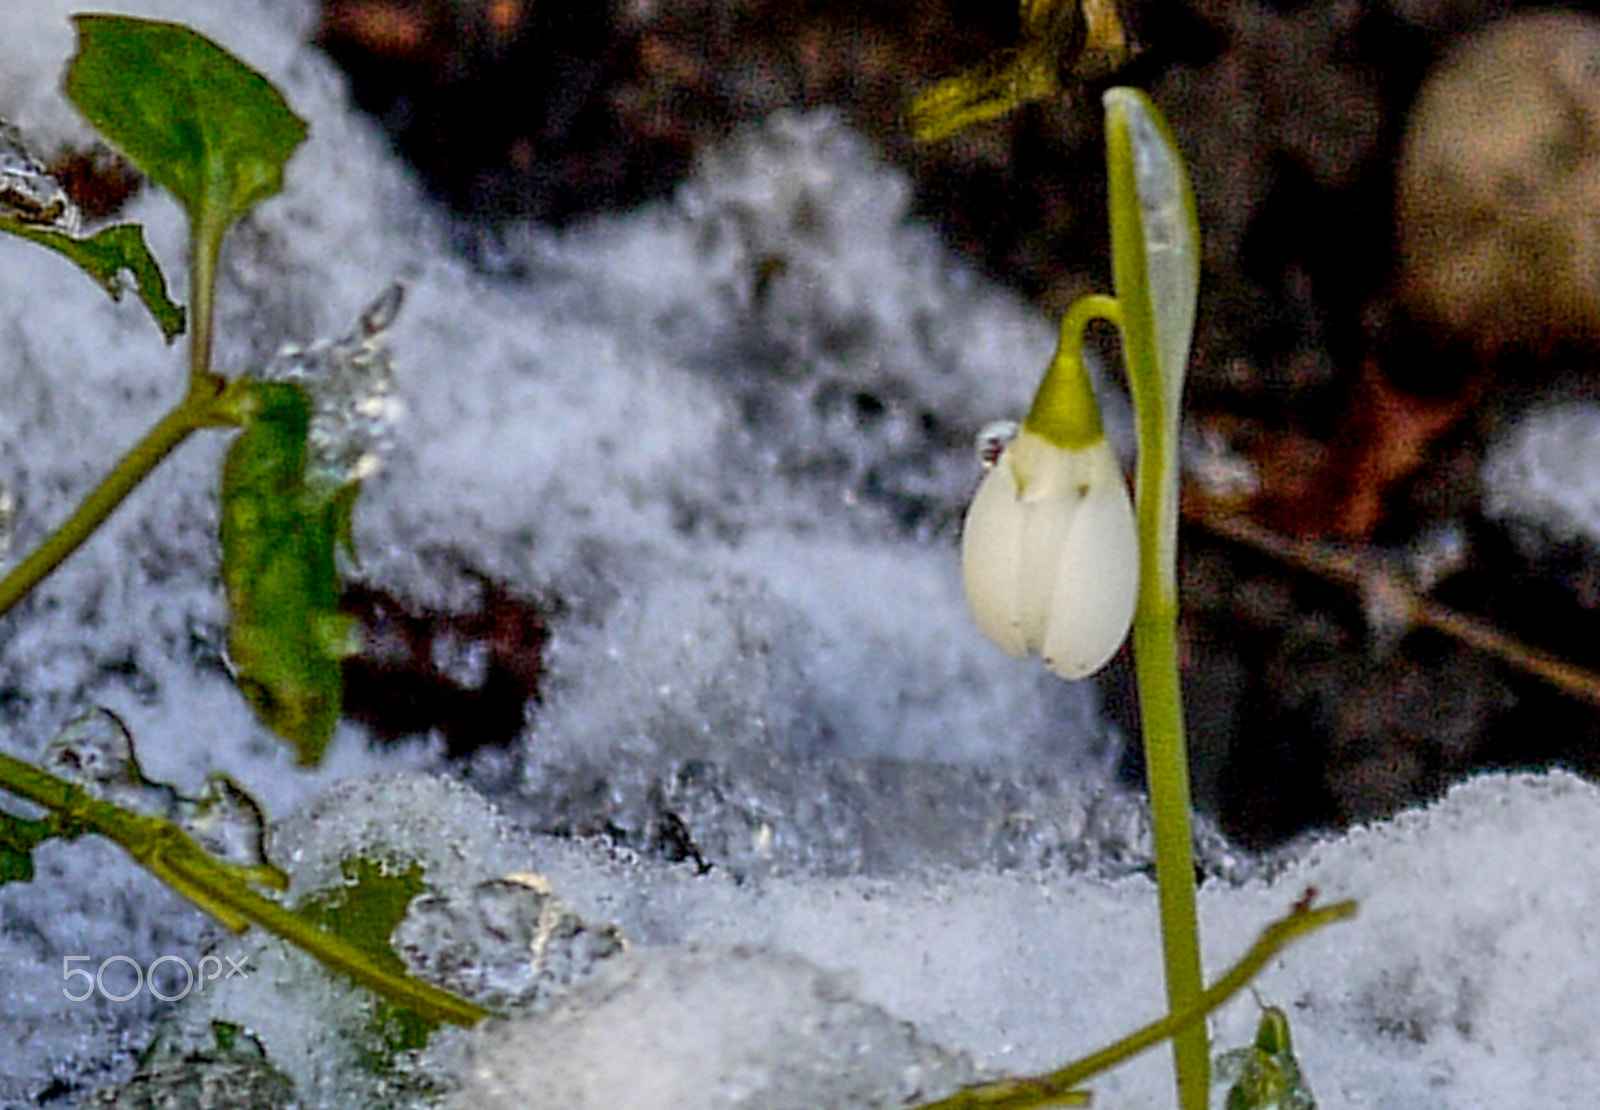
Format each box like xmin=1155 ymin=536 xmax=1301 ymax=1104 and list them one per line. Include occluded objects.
xmin=0 ymin=217 xmax=185 ymax=341
xmin=300 ymin=858 xmax=438 ymax=1059
xmin=64 ymin=15 xmax=306 ymax=244
xmin=300 ymin=857 xmax=423 ymax=974
xmin=0 ymin=810 xmax=58 ymax=886
xmin=221 ymin=381 xmax=359 ymax=765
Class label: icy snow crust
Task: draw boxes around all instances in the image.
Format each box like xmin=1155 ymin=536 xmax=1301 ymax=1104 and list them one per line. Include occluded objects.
xmin=0 ymin=2 xmax=1596 ymax=1107
xmin=137 ymin=769 xmax=1600 ymax=1110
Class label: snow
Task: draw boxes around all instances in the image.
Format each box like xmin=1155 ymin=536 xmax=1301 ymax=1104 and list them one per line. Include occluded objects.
xmin=450 ymin=946 xmax=975 ymax=1110
xmin=0 ymin=2 xmax=1597 ymax=1108
xmin=1481 ymin=400 xmax=1600 ymax=552
xmin=129 ymin=767 xmax=1600 ymax=1109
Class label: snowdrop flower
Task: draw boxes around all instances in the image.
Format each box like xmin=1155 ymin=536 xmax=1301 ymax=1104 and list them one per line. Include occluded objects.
xmin=961 ymin=317 xmax=1138 ymax=679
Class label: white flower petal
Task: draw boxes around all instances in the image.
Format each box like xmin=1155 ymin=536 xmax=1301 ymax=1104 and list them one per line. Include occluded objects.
xmin=1041 ymin=444 xmax=1139 ymax=678
xmin=960 ymin=430 xmax=1138 ymax=679
xmin=960 ymin=460 xmax=1030 ymax=657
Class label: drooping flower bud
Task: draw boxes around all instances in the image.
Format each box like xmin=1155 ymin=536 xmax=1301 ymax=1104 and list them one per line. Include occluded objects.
xmin=960 ymin=304 xmax=1138 ymax=679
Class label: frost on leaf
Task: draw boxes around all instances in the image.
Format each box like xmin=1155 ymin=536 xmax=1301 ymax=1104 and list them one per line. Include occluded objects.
xmin=0 ymin=121 xmax=82 ymax=234
xmin=43 ymin=708 xmax=285 ymax=886
xmin=299 ymin=856 xmax=439 ymax=1060
xmin=259 ymin=284 xmax=407 ymax=493
xmin=0 ymin=119 xmax=185 ymax=341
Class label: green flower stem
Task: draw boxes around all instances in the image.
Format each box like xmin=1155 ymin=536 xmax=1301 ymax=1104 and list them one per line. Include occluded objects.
xmin=1104 ymin=92 xmax=1208 ymax=1110
xmin=0 ymin=378 xmax=230 ymax=621
xmin=0 ymin=747 xmax=489 ymax=1027
xmin=1132 ymin=582 xmax=1206 ymax=1109
xmin=907 ymin=898 xmax=1357 ymax=1110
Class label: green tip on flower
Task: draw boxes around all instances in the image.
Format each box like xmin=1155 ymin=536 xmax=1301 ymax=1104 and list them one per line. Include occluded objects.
xmin=1023 ymin=293 xmax=1121 ymax=449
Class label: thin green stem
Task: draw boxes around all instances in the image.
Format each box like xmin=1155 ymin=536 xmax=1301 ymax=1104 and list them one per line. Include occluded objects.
xmin=0 ymin=215 xmax=234 ymax=622
xmin=1132 ymin=584 xmax=1207 ymax=1107
xmin=0 ymin=381 xmax=225 ymax=620
xmin=906 ymin=898 xmax=1357 ymax=1110
xmin=189 ymin=215 xmax=223 ymax=388
xmin=1126 ymin=344 xmax=1205 ymax=1100
xmin=0 ymin=747 xmax=488 ymax=1027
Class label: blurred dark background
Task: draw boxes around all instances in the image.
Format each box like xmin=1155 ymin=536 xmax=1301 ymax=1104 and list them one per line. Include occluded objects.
xmin=301 ymin=0 xmax=1600 ymax=849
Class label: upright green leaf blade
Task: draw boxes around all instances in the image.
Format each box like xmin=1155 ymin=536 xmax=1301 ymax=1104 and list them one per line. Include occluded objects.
xmin=64 ymin=16 xmax=306 ymax=235
xmin=221 ymin=381 xmax=358 ymax=764
xmin=1104 ymin=86 xmax=1208 ymax=1110
xmin=1104 ymin=86 xmax=1201 ymax=594
xmin=1104 ymin=87 xmax=1200 ymax=436
xmin=0 ymin=218 xmax=185 ymax=341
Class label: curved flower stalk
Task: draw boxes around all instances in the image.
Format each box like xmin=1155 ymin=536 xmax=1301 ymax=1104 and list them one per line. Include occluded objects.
xmin=962 ymin=298 xmax=1138 ymax=680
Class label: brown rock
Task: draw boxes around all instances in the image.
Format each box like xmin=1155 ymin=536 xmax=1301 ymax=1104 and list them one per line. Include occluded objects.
xmin=1398 ymin=12 xmax=1600 ymax=356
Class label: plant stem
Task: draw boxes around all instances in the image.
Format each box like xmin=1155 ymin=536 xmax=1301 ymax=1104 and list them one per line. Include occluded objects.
xmin=158 ymin=839 xmax=489 ymax=1026
xmin=1132 ymin=579 xmax=1208 ymax=1109
xmin=0 ymin=133 xmax=241 ymax=623
xmin=907 ymin=898 xmax=1356 ymax=1110
xmin=1124 ymin=294 xmax=1206 ymax=1096
xmin=0 ymin=747 xmax=488 ymax=1027
xmin=189 ymin=215 xmax=223 ymax=387
xmin=0 ymin=381 xmax=227 ymax=620
xmin=1057 ymin=294 xmax=1124 ymax=362
xmin=1103 ymin=90 xmax=1208 ymax=1110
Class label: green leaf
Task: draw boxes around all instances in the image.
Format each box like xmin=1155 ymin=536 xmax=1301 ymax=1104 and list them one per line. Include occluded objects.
xmin=1103 ymin=86 xmax=1208 ymax=1108
xmin=64 ymin=15 xmax=307 ymax=241
xmin=1104 ymin=87 xmax=1200 ymax=441
xmin=300 ymin=858 xmax=438 ymax=1060
xmin=0 ymin=218 xmax=185 ymax=341
xmin=1103 ymin=85 xmax=1201 ymax=597
xmin=1215 ymin=1006 xmax=1316 ymax=1110
xmin=0 ymin=810 xmax=59 ymax=886
xmin=221 ymin=381 xmax=359 ymax=765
